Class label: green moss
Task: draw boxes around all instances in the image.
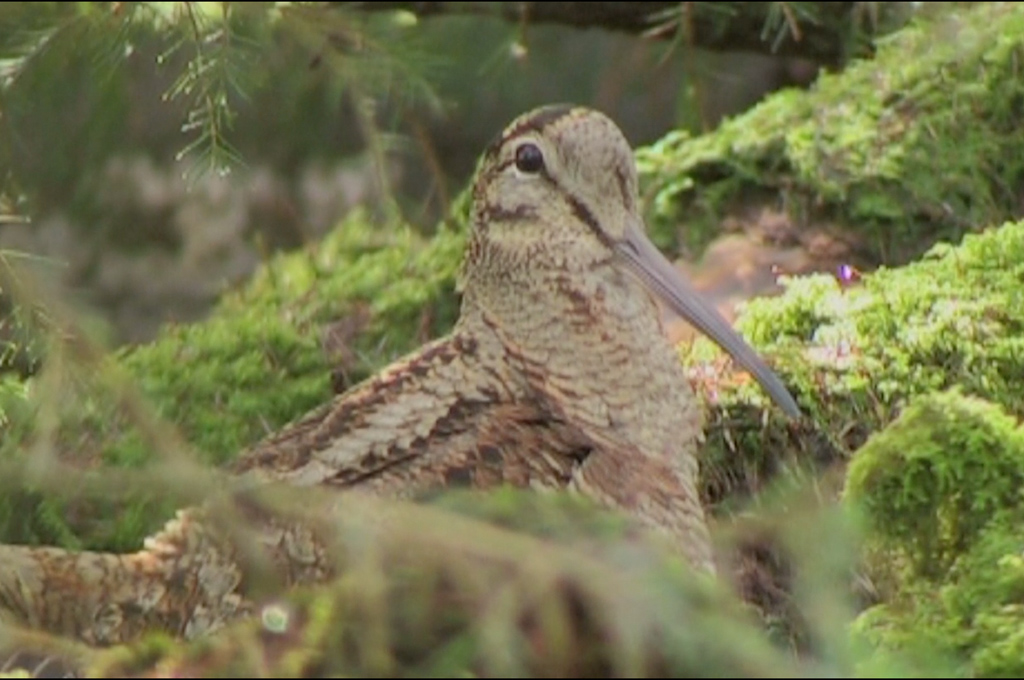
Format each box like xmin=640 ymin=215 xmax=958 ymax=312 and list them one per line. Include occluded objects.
xmin=115 ymin=211 xmax=465 ymax=466
xmin=0 ymin=376 xmax=30 ymax=437
xmin=849 ymin=602 xmax=968 ymax=678
xmin=694 ymin=219 xmax=1024 ymax=508
xmin=851 ymin=471 xmax=1024 ymax=675
xmin=845 ymin=389 xmax=1024 ymax=581
xmin=845 ymin=390 xmax=1024 ymax=678
xmin=637 ymin=3 xmax=1024 ymax=263
xmin=0 ymin=211 xmax=466 ymax=553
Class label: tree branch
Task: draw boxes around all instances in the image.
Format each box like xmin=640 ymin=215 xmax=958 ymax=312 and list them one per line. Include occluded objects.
xmin=339 ymin=2 xmax=903 ymax=64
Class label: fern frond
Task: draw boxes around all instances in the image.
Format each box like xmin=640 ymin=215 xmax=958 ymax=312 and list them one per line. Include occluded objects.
xmin=157 ymin=2 xmax=266 ymax=184
xmin=0 ymin=3 xmax=140 ymax=92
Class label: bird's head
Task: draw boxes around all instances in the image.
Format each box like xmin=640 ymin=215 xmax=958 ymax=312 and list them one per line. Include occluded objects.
xmin=462 ymin=104 xmax=801 ymax=419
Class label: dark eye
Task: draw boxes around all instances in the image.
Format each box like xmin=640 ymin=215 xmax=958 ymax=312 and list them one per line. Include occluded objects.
xmin=514 ymin=143 xmax=545 ymax=174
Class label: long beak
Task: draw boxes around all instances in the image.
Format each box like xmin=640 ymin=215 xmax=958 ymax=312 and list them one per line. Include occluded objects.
xmin=616 ymin=221 xmax=802 ymax=419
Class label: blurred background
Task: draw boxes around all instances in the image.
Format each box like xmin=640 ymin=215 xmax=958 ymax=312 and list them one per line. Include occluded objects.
xmin=0 ymin=2 xmax=898 ymax=347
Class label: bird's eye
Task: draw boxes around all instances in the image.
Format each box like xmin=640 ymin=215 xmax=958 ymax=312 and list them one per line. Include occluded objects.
xmin=514 ymin=143 xmax=545 ymax=174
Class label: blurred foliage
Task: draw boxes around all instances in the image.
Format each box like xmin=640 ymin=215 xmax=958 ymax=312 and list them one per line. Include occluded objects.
xmin=846 ymin=389 xmax=1024 ymax=678
xmin=647 ymin=0 xmax=907 ymax=64
xmin=0 ymin=250 xmax=47 ymax=377
xmin=0 ymin=488 xmax=863 ymax=678
xmin=105 ymin=489 xmax=855 ymax=678
xmin=0 ymin=2 xmax=447 ymax=222
xmin=637 ymin=2 xmax=1024 ymax=264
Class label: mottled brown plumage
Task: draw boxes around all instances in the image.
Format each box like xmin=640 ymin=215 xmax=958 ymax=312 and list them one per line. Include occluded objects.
xmin=0 ymin=105 xmax=800 ymax=663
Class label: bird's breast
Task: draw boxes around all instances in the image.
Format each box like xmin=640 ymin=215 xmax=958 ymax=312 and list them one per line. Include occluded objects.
xmin=471 ymin=268 xmax=707 ymax=465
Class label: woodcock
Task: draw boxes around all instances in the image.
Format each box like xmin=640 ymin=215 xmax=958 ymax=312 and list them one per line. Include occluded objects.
xmin=0 ymin=104 xmax=802 ymax=655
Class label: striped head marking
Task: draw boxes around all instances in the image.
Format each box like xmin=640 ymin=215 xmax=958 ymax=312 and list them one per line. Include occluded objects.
xmin=471 ymin=104 xmax=639 ymax=255
xmin=465 ymin=104 xmax=802 ymax=419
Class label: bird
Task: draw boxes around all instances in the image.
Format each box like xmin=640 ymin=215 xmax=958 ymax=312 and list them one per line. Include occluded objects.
xmin=0 ymin=104 xmax=801 ymax=658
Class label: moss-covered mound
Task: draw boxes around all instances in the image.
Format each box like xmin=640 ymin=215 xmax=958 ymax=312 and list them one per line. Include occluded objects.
xmin=637 ymin=3 xmax=1024 ymax=265
xmin=845 ymin=389 xmax=1024 ymax=678
xmin=694 ymin=218 xmax=1024 ymax=509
